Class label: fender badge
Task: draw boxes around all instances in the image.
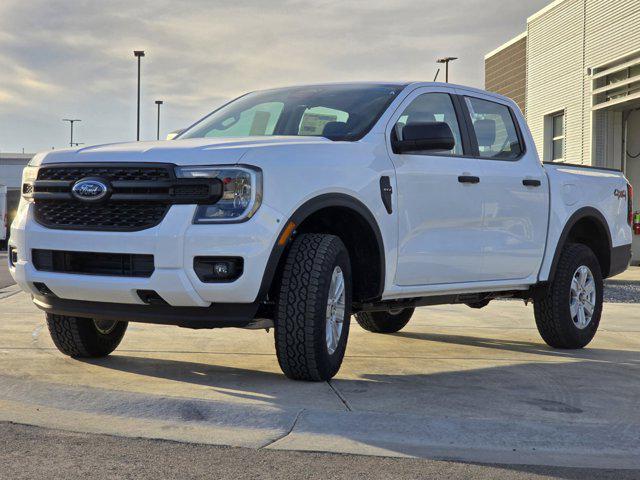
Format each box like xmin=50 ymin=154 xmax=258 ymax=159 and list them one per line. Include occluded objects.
xmin=614 ymin=189 xmax=627 ymax=200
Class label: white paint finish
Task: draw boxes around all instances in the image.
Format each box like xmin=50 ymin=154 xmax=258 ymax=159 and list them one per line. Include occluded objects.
xmin=7 ymin=82 xmax=633 ymax=307
xmin=385 ymin=86 xmax=485 ymax=285
xmin=538 ymin=163 xmax=633 ymax=281
xmin=457 ymin=89 xmax=550 ymax=281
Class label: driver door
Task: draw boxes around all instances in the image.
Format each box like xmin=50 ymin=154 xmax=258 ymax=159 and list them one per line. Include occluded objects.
xmin=387 ymin=87 xmax=486 ymax=286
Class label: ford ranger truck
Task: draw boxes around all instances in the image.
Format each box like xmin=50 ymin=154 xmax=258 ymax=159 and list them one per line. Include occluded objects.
xmin=9 ymin=82 xmax=633 ymax=381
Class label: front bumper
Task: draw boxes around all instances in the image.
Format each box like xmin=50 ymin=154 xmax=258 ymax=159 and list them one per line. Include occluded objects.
xmin=9 ymin=201 xmax=284 ymax=310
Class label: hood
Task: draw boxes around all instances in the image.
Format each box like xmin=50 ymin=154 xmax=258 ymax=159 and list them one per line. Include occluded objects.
xmin=32 ymin=136 xmax=333 ymax=167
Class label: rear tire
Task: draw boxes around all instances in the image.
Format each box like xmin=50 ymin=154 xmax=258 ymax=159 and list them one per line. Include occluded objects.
xmin=533 ymin=243 xmax=603 ymax=349
xmin=355 ymin=308 xmax=414 ymax=333
xmin=275 ymin=233 xmax=352 ymax=381
xmin=46 ymin=314 xmax=128 ymax=358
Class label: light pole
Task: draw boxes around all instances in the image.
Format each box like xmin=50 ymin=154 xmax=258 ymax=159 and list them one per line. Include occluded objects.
xmin=436 ymin=57 xmax=458 ymax=83
xmin=134 ymin=50 xmax=145 ymax=141
xmin=62 ymin=119 xmax=81 ymax=148
xmin=155 ymin=100 xmax=163 ymax=140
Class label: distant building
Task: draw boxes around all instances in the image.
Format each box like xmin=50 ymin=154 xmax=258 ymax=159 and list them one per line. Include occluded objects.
xmin=1 ymin=153 xmax=32 ymax=243
xmin=485 ymin=0 xmax=640 ymax=264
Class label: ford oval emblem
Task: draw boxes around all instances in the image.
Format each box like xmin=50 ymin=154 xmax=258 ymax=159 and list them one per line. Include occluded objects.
xmin=71 ymin=178 xmax=109 ymax=202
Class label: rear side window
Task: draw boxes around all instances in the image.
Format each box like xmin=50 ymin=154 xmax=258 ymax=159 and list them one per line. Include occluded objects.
xmin=465 ymin=97 xmax=523 ymax=160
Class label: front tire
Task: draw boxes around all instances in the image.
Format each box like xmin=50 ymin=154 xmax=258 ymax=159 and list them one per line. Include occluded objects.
xmin=355 ymin=308 xmax=414 ymax=333
xmin=533 ymin=244 xmax=603 ymax=349
xmin=46 ymin=314 xmax=128 ymax=358
xmin=275 ymin=233 xmax=352 ymax=381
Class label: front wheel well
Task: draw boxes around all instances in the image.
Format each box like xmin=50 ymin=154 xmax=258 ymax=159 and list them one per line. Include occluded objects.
xmin=269 ymin=205 xmax=384 ymax=304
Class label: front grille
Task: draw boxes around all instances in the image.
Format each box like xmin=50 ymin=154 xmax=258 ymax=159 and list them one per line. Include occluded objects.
xmin=37 ymin=166 xmax=171 ymax=182
xmin=32 ymin=249 xmax=155 ymax=278
xmin=35 ymin=201 xmax=169 ymax=231
xmin=27 ymin=163 xmax=222 ymax=231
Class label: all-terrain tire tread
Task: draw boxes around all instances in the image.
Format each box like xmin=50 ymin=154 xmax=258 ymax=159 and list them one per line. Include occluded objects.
xmin=46 ymin=314 xmax=127 ymax=358
xmin=356 ymin=308 xmax=414 ymax=333
xmin=533 ymin=243 xmax=602 ymax=349
xmin=275 ymin=233 xmax=348 ymax=381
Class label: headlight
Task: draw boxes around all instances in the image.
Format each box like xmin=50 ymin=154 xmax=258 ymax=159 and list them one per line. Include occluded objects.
xmin=175 ymin=165 xmax=262 ymax=223
xmin=21 ymin=165 xmax=39 ymax=202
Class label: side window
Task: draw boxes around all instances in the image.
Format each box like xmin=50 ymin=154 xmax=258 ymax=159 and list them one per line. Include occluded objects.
xmin=395 ymin=93 xmax=463 ymax=155
xmin=465 ymin=97 xmax=523 ymax=160
xmin=205 ymin=102 xmax=284 ymax=137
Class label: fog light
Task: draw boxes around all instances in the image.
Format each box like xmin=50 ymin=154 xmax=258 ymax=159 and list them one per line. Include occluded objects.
xmin=193 ymin=257 xmax=243 ymax=283
xmin=33 ymin=282 xmax=56 ymax=297
xmin=8 ymin=246 xmax=18 ymax=267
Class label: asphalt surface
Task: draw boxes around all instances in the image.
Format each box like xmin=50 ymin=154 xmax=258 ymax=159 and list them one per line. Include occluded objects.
xmin=2 ymin=422 xmax=638 ymax=480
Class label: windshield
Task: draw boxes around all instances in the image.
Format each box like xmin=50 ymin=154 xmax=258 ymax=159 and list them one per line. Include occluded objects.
xmin=179 ymin=83 xmax=405 ymax=141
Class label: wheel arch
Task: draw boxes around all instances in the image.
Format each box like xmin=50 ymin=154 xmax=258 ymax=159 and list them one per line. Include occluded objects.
xmin=547 ymin=207 xmax=613 ymax=281
xmin=257 ymin=193 xmax=386 ymax=304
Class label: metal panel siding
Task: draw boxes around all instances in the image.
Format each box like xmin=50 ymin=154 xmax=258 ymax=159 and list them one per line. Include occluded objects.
xmin=583 ymin=0 xmax=640 ymax=166
xmin=525 ymin=0 xmax=640 ymax=166
xmin=526 ymin=0 xmax=585 ymax=165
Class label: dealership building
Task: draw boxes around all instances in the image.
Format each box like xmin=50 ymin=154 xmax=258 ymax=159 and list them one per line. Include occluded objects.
xmin=485 ymin=0 xmax=640 ymax=264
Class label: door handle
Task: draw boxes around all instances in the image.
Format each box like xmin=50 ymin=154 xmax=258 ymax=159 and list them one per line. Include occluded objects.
xmin=458 ymin=175 xmax=480 ymax=184
xmin=522 ymin=179 xmax=542 ymax=187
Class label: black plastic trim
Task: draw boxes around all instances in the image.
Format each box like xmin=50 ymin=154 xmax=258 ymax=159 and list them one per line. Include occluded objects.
xmin=256 ymin=193 xmax=386 ymax=302
xmin=547 ymin=207 xmax=613 ymax=280
xmin=609 ymin=244 xmax=632 ymax=278
xmin=379 ymin=176 xmax=393 ymax=214
xmin=32 ymin=295 xmax=260 ymax=329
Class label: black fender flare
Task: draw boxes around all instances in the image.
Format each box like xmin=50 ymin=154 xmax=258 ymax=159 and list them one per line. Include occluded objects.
xmin=546 ymin=206 xmax=612 ymax=281
xmin=256 ymin=193 xmax=386 ymax=302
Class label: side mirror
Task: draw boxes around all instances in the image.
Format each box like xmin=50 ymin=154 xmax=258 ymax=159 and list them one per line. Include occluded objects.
xmin=166 ymin=128 xmax=185 ymax=140
xmin=392 ymin=122 xmax=455 ymax=153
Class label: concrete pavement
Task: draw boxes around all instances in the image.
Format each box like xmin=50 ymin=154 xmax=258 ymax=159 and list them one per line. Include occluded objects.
xmin=1 ymin=287 xmax=639 ymax=469
xmin=0 ymin=253 xmax=14 ymax=289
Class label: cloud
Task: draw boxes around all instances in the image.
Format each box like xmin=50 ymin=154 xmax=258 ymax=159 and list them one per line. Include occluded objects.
xmin=0 ymin=0 xmax=550 ymax=152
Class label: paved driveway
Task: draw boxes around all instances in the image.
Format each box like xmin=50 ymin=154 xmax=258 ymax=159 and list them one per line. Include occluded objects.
xmin=1 ymin=287 xmax=639 ymax=469
xmin=0 ymin=253 xmax=14 ymax=289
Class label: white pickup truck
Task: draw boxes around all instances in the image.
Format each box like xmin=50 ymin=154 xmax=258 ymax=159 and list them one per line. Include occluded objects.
xmin=9 ymin=82 xmax=633 ymax=381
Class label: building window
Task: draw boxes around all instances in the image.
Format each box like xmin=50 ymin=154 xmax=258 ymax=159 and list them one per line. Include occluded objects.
xmin=552 ymin=113 xmax=564 ymax=160
xmin=545 ymin=111 xmax=565 ymax=161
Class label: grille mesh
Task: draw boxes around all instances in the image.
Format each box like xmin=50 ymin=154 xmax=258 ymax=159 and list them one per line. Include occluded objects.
xmin=35 ymin=201 xmax=169 ymax=231
xmin=38 ymin=166 xmax=171 ymax=182
xmin=33 ymin=165 xmax=174 ymax=231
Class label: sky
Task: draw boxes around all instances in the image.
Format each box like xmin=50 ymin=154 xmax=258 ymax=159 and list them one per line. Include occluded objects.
xmin=0 ymin=0 xmax=551 ymax=154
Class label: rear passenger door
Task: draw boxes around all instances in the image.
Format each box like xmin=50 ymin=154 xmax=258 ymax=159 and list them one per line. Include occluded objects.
xmin=387 ymin=87 xmax=486 ymax=286
xmin=458 ymin=91 xmax=549 ymax=281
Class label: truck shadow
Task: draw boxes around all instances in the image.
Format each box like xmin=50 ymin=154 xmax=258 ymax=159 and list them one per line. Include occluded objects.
xmin=82 ymin=331 xmax=640 ymax=476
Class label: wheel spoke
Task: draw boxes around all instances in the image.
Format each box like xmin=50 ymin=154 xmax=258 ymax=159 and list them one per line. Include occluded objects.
xmin=325 ymin=266 xmax=345 ymax=355
xmin=570 ymin=300 xmax=579 ymax=318
xmin=577 ymin=306 xmax=587 ymax=328
xmin=584 ymin=280 xmax=595 ymax=296
xmin=333 ymin=275 xmax=344 ymax=303
xmin=583 ymin=299 xmax=594 ymax=315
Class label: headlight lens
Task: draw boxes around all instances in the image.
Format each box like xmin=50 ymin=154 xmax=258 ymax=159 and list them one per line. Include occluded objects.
xmin=21 ymin=165 xmax=39 ymax=202
xmin=175 ymin=165 xmax=262 ymax=223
